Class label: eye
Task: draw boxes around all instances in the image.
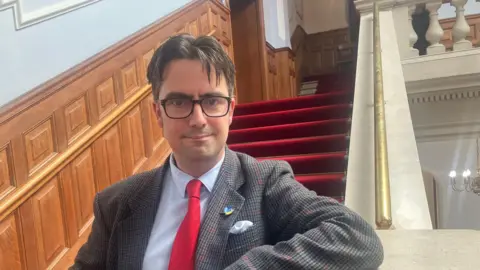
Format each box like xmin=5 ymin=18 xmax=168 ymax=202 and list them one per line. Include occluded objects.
xmin=167 ymin=99 xmax=187 ymax=107
xmin=205 ymin=97 xmax=219 ymax=106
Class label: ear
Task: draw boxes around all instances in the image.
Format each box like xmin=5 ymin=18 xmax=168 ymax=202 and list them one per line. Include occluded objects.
xmin=152 ymin=101 xmax=164 ymax=127
xmin=228 ymin=98 xmax=236 ymax=125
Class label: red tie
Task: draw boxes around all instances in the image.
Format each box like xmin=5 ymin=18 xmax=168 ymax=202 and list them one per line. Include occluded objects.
xmin=168 ymin=179 xmax=202 ymax=270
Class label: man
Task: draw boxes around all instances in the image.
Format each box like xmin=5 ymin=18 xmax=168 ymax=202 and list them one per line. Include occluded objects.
xmin=71 ymin=34 xmax=384 ymax=270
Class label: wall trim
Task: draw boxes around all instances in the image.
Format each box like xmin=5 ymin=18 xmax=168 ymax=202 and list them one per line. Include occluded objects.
xmin=414 ymin=120 xmax=480 ymax=142
xmin=0 ymin=0 xmax=102 ymax=30
xmin=409 ymin=88 xmax=480 ymax=104
xmin=406 ymin=72 xmax=480 ymax=97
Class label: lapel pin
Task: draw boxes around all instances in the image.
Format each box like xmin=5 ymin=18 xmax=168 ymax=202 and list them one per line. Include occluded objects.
xmin=223 ymin=206 xmax=234 ymax=216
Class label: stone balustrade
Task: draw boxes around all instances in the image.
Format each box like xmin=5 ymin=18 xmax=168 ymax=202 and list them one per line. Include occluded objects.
xmin=408 ymin=0 xmax=474 ymax=56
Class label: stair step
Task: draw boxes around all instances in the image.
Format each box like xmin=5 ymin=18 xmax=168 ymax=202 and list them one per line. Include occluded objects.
xmin=227 ymin=119 xmax=350 ymax=144
xmin=296 ymin=173 xmax=345 ymax=196
xmin=231 ymin=104 xmax=352 ymax=130
xmin=229 ymin=135 xmax=348 ymax=158
xmin=258 ymin=152 xmax=347 ymax=174
xmin=234 ymin=91 xmax=352 ymax=116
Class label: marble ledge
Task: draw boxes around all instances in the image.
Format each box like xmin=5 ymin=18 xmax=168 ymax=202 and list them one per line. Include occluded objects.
xmin=377 ymin=229 xmax=480 ymax=270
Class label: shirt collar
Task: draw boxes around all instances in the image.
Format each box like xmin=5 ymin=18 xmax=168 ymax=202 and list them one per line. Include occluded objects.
xmin=169 ymin=153 xmax=225 ymax=198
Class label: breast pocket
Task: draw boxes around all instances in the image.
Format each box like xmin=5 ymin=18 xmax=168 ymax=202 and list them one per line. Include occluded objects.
xmin=225 ymin=228 xmax=264 ymax=253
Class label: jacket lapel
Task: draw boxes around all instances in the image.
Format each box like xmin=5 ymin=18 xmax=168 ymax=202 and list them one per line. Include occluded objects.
xmin=195 ymin=149 xmax=245 ymax=270
xmin=116 ymin=162 xmax=169 ymax=270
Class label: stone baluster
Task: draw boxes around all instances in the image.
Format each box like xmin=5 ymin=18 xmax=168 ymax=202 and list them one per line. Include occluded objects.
xmin=408 ymin=5 xmax=419 ymax=57
xmin=451 ymin=0 xmax=472 ymax=50
xmin=425 ymin=1 xmax=445 ymax=54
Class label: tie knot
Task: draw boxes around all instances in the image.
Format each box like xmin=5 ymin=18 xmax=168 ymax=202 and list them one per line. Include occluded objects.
xmin=186 ymin=179 xmax=202 ymax=199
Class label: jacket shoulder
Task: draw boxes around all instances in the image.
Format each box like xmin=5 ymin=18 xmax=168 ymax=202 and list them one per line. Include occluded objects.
xmin=234 ymin=151 xmax=293 ymax=179
xmin=95 ymin=167 xmax=160 ymax=211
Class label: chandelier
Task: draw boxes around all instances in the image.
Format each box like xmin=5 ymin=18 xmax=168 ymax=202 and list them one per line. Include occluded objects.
xmin=448 ymin=138 xmax=480 ymax=195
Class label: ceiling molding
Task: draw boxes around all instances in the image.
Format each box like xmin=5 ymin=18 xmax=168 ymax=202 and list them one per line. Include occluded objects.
xmin=409 ymin=88 xmax=480 ymax=104
xmin=0 ymin=0 xmax=101 ymax=30
xmin=414 ymin=121 xmax=480 ymax=142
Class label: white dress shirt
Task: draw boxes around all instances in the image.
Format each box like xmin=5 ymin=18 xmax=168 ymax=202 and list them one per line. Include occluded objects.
xmin=142 ymin=153 xmax=225 ymax=270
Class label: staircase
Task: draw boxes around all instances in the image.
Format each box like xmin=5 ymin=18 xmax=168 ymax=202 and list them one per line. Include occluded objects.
xmin=228 ymin=73 xmax=354 ymax=201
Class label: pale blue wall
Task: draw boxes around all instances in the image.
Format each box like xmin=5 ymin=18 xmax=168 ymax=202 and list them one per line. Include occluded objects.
xmin=0 ymin=0 xmax=191 ymax=107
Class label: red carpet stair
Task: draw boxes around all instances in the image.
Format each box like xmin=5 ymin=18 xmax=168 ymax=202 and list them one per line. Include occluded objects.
xmin=228 ymin=85 xmax=354 ymax=201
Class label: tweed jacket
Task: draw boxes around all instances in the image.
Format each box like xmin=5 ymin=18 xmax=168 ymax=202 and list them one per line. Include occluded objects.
xmin=71 ymin=148 xmax=384 ymax=270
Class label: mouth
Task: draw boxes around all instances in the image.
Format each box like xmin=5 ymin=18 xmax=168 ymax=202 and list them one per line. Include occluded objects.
xmin=185 ymin=134 xmax=212 ymax=140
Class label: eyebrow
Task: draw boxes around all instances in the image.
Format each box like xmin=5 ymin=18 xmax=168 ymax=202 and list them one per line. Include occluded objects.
xmin=163 ymin=91 xmax=227 ymax=99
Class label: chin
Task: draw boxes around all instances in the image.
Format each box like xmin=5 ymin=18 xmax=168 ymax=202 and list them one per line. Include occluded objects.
xmin=184 ymin=145 xmax=222 ymax=160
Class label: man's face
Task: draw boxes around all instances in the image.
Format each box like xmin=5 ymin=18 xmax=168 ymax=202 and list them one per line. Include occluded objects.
xmin=152 ymin=59 xmax=235 ymax=162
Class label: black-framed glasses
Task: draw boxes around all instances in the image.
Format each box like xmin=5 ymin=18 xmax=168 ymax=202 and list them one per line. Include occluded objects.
xmin=160 ymin=96 xmax=232 ymax=119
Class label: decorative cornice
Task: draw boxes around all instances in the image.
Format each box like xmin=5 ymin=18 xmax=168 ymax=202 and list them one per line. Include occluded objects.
xmin=354 ymin=0 xmax=441 ymax=14
xmin=0 ymin=0 xmax=101 ymax=30
xmin=409 ymin=89 xmax=480 ymax=104
xmin=414 ymin=121 xmax=480 ymax=142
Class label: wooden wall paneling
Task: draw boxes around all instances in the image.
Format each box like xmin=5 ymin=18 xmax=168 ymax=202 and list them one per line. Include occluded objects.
xmin=254 ymin=0 xmax=269 ymax=102
xmin=0 ymin=143 xmax=15 ymax=200
xmin=116 ymin=61 xmax=141 ymax=101
xmin=230 ymin=0 xmax=268 ymax=104
xmin=92 ymin=125 xmax=125 ymax=191
xmin=137 ymin=48 xmax=154 ymax=85
xmin=289 ymin=51 xmax=297 ymax=97
xmin=274 ymin=47 xmax=296 ymax=99
xmin=290 ymin=25 xmax=307 ymax=95
xmin=0 ymin=213 xmax=25 ymax=269
xmin=59 ymin=148 xmax=96 ymax=247
xmin=140 ymin=97 xmax=156 ymax=159
xmin=19 ymin=177 xmax=68 ymax=269
xmin=94 ymin=77 xmax=119 ymax=121
xmin=265 ymin=43 xmax=278 ymax=100
xmin=0 ymin=1 xmax=231 ymax=268
xmin=119 ymin=105 xmax=148 ymax=175
xmin=54 ymin=94 xmax=92 ymax=155
xmin=304 ymin=28 xmax=350 ymax=77
xmin=23 ymin=117 xmax=58 ymax=177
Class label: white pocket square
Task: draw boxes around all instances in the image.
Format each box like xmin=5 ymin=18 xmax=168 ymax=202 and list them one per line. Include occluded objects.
xmin=229 ymin=220 xmax=254 ymax=234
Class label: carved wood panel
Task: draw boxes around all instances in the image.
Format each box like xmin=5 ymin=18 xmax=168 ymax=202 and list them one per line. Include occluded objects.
xmin=24 ymin=118 xmax=57 ymax=175
xmin=94 ymin=77 xmax=118 ymax=120
xmin=304 ymin=28 xmax=351 ymax=77
xmin=264 ymin=43 xmax=297 ymax=101
xmin=28 ymin=178 xmax=68 ymax=269
xmin=0 ymin=1 xmax=231 ymax=268
xmin=266 ymin=43 xmax=278 ymax=100
xmin=0 ymin=214 xmax=24 ymax=269
xmin=64 ymin=95 xmax=91 ymax=145
xmin=0 ymin=144 xmax=15 ymax=199
xmin=93 ymin=125 xmax=125 ymax=191
xmin=118 ymin=62 xmax=141 ymax=100
xmin=120 ymin=105 xmax=147 ymax=175
xmin=60 ymin=148 xmax=96 ymax=246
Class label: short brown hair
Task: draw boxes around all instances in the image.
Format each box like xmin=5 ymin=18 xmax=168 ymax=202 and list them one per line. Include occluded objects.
xmin=147 ymin=34 xmax=235 ymax=101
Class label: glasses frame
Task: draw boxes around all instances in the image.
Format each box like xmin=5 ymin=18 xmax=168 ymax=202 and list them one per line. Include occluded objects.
xmin=159 ymin=96 xmax=232 ymax=119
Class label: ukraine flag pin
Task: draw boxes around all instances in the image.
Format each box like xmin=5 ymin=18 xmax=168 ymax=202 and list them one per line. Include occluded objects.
xmin=223 ymin=206 xmax=234 ymax=216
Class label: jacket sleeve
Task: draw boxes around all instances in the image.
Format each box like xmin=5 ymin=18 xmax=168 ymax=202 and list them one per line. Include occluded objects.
xmin=225 ymin=161 xmax=384 ymax=270
xmin=69 ymin=194 xmax=109 ymax=269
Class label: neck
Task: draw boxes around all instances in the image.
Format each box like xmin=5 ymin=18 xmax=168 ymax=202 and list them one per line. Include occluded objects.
xmin=173 ymin=149 xmax=225 ymax=178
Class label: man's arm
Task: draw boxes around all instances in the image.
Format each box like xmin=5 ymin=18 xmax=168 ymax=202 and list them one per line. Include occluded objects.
xmin=226 ymin=160 xmax=384 ymax=270
xmin=69 ymin=194 xmax=109 ymax=269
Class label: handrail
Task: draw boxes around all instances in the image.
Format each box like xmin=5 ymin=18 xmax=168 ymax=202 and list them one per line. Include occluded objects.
xmin=373 ymin=2 xmax=393 ymax=229
xmin=0 ymin=30 xmax=216 ymax=221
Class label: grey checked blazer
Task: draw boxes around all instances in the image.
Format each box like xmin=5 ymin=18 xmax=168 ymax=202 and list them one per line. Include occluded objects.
xmin=71 ymin=148 xmax=384 ymax=269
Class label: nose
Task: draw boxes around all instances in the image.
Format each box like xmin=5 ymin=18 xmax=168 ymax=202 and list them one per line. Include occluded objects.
xmin=188 ymin=103 xmax=207 ymax=127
